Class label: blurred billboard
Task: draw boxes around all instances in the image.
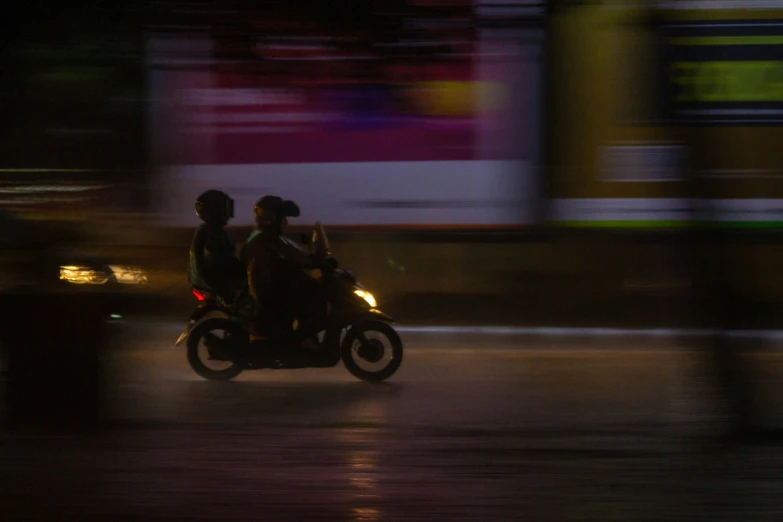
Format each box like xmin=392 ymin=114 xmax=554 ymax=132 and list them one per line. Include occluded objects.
xmin=147 ymin=0 xmax=542 ymax=229
xmin=549 ymin=0 xmax=783 ymax=228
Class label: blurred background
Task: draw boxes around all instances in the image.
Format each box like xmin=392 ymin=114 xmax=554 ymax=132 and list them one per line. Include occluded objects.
xmin=5 ymin=0 xmax=783 ymax=520
xmin=5 ymin=0 xmax=783 ymax=328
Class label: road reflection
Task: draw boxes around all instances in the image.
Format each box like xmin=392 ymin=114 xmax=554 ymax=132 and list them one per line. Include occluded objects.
xmin=339 ymin=428 xmax=383 ymax=521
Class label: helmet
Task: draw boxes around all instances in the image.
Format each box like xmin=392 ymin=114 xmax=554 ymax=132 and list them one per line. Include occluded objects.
xmin=253 ymin=195 xmax=300 ymax=230
xmin=195 ymin=190 xmax=234 ymax=225
xmin=253 ymin=195 xmax=282 ymax=228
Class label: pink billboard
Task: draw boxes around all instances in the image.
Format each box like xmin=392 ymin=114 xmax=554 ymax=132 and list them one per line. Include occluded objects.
xmin=166 ymin=64 xmax=479 ymax=164
xmin=148 ymin=19 xmax=540 ymax=228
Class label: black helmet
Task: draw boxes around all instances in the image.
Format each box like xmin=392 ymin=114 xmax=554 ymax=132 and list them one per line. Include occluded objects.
xmin=253 ymin=195 xmax=299 ymax=230
xmin=195 ymin=189 xmax=234 ymax=224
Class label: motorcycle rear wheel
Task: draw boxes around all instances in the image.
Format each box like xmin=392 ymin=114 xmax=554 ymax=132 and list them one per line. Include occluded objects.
xmin=186 ymin=318 xmax=245 ymax=381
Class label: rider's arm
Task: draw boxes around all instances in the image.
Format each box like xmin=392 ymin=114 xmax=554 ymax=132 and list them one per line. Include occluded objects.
xmin=278 ymin=237 xmax=312 ymax=267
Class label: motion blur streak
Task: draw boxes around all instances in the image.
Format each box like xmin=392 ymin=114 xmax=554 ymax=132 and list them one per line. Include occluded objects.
xmin=4 ymin=1 xmax=783 ymax=521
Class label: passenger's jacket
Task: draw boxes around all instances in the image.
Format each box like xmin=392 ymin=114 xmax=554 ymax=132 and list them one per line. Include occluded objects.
xmin=241 ymin=229 xmax=311 ymax=309
xmin=188 ymin=223 xmax=242 ymax=296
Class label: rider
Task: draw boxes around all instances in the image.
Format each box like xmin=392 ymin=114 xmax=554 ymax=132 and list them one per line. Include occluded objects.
xmin=242 ymin=195 xmax=324 ymax=344
xmin=188 ymin=189 xmax=244 ymax=303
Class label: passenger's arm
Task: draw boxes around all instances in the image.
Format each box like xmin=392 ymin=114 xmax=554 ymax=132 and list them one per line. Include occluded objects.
xmin=280 ymin=237 xmax=311 ymax=267
xmin=191 ymin=226 xmax=209 ymax=285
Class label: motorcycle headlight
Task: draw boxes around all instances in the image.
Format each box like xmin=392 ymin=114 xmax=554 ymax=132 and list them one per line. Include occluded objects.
xmin=354 ymin=289 xmax=377 ymax=308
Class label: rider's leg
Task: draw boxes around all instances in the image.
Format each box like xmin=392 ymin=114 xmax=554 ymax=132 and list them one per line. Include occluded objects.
xmin=290 ymin=274 xmax=325 ymax=333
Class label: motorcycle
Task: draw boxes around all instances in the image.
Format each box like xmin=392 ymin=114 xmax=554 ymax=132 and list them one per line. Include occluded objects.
xmin=174 ymin=222 xmax=403 ymax=382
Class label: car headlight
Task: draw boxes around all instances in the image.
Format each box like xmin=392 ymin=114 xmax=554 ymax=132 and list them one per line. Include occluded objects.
xmin=108 ymin=265 xmax=148 ymax=285
xmin=59 ymin=264 xmax=148 ymax=285
xmin=59 ymin=266 xmax=111 ymax=285
xmin=354 ymin=289 xmax=377 ymax=308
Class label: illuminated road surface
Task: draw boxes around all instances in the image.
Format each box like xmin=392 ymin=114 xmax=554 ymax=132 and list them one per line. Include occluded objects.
xmin=2 ymin=322 xmax=783 ymax=521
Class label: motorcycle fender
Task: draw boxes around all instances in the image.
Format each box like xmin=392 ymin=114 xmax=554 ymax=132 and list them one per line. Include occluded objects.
xmin=367 ymin=309 xmax=395 ymax=323
xmin=190 ymin=304 xmax=219 ymax=322
xmin=330 ymin=308 xmax=394 ymax=327
xmin=174 ymin=305 xmax=227 ymax=346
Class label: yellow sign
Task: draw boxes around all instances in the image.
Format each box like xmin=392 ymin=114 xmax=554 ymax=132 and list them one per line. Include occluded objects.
xmin=411 ymin=81 xmax=475 ymax=116
xmin=671 ymin=60 xmax=783 ymax=102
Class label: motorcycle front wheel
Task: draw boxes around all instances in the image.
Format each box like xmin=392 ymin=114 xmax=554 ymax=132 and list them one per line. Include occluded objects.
xmin=341 ymin=321 xmax=403 ymax=382
xmin=186 ymin=317 xmax=245 ymax=381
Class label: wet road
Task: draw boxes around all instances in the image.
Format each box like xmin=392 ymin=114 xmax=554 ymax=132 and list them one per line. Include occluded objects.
xmin=3 ymin=323 xmax=783 ymax=521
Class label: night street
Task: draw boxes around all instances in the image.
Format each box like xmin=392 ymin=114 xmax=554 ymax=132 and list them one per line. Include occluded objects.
xmin=3 ymin=324 xmax=783 ymax=521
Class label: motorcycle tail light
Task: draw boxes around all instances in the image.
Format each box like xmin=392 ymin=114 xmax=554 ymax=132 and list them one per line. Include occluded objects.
xmin=192 ymin=288 xmax=207 ymax=301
